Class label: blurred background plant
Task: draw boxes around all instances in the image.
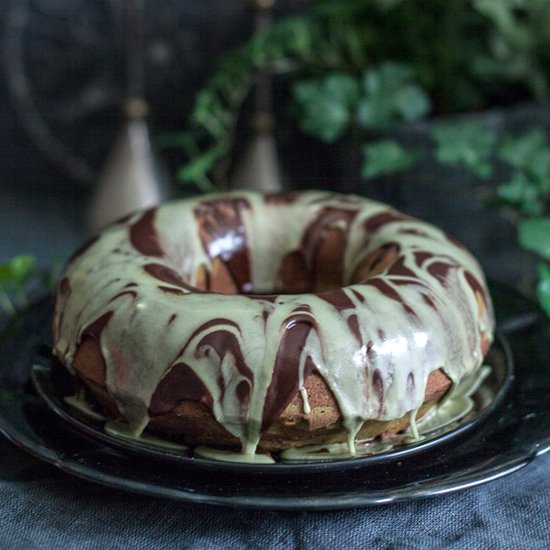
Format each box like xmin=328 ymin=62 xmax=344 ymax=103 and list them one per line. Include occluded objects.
xmin=3 ymin=0 xmax=550 ymax=316
xmin=156 ymin=0 xmax=550 ymax=315
xmin=160 ymin=0 xmax=550 ymax=187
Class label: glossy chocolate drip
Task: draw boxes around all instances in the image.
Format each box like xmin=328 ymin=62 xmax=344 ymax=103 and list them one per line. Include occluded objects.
xmin=130 ymin=210 xmax=164 ymax=257
xmin=59 ymin=276 xmax=71 ymax=296
xmin=276 ymin=251 xmax=309 ymax=293
xmin=194 ymin=198 xmax=252 ymax=293
xmin=195 ymin=330 xmax=254 ymax=384
xmin=263 ymin=192 xmax=300 ymax=205
xmin=149 ymin=362 xmax=213 ymax=415
xmin=82 ymin=311 xmax=113 ymax=341
xmin=365 ymin=279 xmax=416 ymax=317
xmin=363 ymin=210 xmax=408 ymax=235
xmin=144 ymin=263 xmax=193 ymax=291
xmin=299 ymin=207 xmax=357 ymax=291
xmin=261 ymin=315 xmax=316 ymax=431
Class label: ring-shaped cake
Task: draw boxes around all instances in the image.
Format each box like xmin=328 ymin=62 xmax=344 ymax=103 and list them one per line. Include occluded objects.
xmin=52 ymin=191 xmax=494 ymax=461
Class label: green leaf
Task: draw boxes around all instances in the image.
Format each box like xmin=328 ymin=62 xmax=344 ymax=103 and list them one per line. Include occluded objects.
xmin=0 ymin=255 xmax=38 ymax=286
xmin=356 ymin=63 xmax=431 ymax=130
xmin=536 ymin=263 xmax=550 ymax=317
xmin=0 ymin=254 xmax=43 ymax=316
xmin=362 ymin=139 xmax=418 ymax=179
xmin=431 ymin=119 xmax=497 ymax=178
xmin=292 ymin=73 xmax=361 ymax=143
xmin=497 ymin=172 xmax=542 ymax=215
xmin=498 ymin=129 xmax=550 ymax=179
xmin=393 ymin=85 xmax=431 ymax=122
xmin=518 ymin=217 xmax=550 ymax=259
xmin=177 ymin=146 xmax=225 ymax=184
xmin=362 ymin=63 xmax=413 ymax=95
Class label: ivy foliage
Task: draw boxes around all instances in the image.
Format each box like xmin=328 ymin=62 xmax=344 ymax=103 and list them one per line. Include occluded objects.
xmin=292 ymin=73 xmax=361 ymax=143
xmin=0 ymin=255 xmax=62 ymax=316
xmin=160 ymin=0 xmax=494 ymax=189
xmin=519 ymin=218 xmax=550 ymax=317
xmin=432 ymin=120 xmax=497 ymax=179
xmin=536 ymin=263 xmax=550 ymax=317
xmin=497 ymin=129 xmax=550 ymax=215
xmin=362 ymin=140 xmax=418 ymax=180
xmin=356 ymin=63 xmax=430 ymax=130
xmin=292 ymin=62 xmax=430 ymax=146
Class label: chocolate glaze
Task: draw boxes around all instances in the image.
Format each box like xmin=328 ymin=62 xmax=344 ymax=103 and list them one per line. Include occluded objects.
xmin=365 ymin=279 xmax=417 ymax=317
xmin=82 ymin=311 xmax=113 ymax=341
xmin=168 ymin=314 xmax=177 ymax=325
xmin=108 ymin=290 xmax=138 ymax=303
xmin=59 ymin=277 xmax=71 ymax=296
xmin=387 ymin=256 xmax=418 ymax=278
xmin=261 ymin=315 xmax=315 ymax=431
xmin=144 ymin=263 xmax=193 ymax=291
xmin=299 ymin=207 xmax=356 ymax=291
xmin=276 ymin=251 xmax=309 ymax=293
xmin=372 ymin=369 xmax=384 ymax=416
xmin=427 ymin=260 xmax=456 ymax=284
xmin=363 ymin=210 xmax=407 ymax=235
xmin=149 ymin=362 xmax=213 ymax=415
xmin=195 ymin=330 xmax=254 ymax=383
xmin=263 ymin=192 xmax=300 ymax=205
xmin=194 ymin=198 xmax=252 ymax=293
xmin=158 ymin=286 xmax=185 ymax=296
xmin=129 ymin=210 xmax=164 ymax=257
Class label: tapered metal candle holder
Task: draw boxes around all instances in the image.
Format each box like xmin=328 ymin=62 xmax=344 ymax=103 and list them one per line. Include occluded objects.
xmin=87 ymin=0 xmax=173 ymax=234
xmin=229 ymin=0 xmax=284 ymax=193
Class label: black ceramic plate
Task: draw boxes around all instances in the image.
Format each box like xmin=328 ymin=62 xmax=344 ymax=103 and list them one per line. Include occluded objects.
xmin=0 ymin=283 xmax=549 ymax=510
xmin=28 ymin=335 xmax=512 ymax=473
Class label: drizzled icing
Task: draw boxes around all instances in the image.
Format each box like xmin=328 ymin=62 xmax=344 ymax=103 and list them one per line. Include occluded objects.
xmin=52 ymin=191 xmax=494 ymax=458
xmin=279 ymin=364 xmax=493 ymax=463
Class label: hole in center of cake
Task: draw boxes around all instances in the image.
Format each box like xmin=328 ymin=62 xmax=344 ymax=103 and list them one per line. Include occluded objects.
xmin=194 ymin=227 xmax=350 ymax=296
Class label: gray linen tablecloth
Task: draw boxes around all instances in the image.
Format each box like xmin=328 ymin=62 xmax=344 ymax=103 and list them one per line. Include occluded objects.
xmin=2 ymin=189 xmax=550 ymax=549
xmin=1 ymin=436 xmax=550 ymax=549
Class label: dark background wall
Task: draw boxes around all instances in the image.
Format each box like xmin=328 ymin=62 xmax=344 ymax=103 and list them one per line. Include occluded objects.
xmin=0 ymin=0 xmax=302 ymax=263
xmin=0 ymin=0 xmax=538 ymax=290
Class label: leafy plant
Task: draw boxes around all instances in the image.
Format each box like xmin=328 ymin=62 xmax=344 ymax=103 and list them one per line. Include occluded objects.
xmin=473 ymin=0 xmax=550 ymax=101
xmin=160 ymin=0 xmax=497 ymax=189
xmin=518 ymin=218 xmax=550 ymax=316
xmin=0 ymin=255 xmax=62 ymax=317
xmin=158 ymin=0 xmax=550 ymax=317
xmin=432 ymin=119 xmax=497 ymax=178
xmin=292 ymin=62 xmax=430 ymax=148
xmin=536 ymin=263 xmax=550 ymax=316
xmin=362 ymin=139 xmax=418 ymax=180
xmin=432 ymin=124 xmax=550 ymax=316
xmin=293 ymin=73 xmax=361 ymax=143
xmin=356 ymin=63 xmax=430 ymax=130
xmin=496 ymin=129 xmax=550 ymax=215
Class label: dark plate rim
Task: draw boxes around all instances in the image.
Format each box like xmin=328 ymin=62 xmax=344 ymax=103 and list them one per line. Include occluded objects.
xmin=29 ymin=331 xmax=515 ymax=474
xmin=0 ymin=284 xmax=549 ymax=510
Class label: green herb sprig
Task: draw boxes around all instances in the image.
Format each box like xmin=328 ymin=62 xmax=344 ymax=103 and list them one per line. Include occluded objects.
xmin=0 ymin=255 xmax=62 ymax=317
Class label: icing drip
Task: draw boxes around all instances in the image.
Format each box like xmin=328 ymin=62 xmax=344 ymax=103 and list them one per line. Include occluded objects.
xmin=280 ymin=364 xmax=493 ymax=462
xmin=104 ymin=420 xmax=189 ymax=451
xmin=53 ymin=191 xmax=495 ymax=458
xmin=408 ymin=407 xmax=421 ymax=440
xmin=299 ymin=387 xmax=311 ymax=414
xmin=194 ymin=446 xmax=276 ymax=464
xmin=64 ymin=395 xmax=107 ymax=422
xmin=414 ymin=365 xmax=491 ymax=435
xmin=280 ymin=440 xmax=395 ymax=462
